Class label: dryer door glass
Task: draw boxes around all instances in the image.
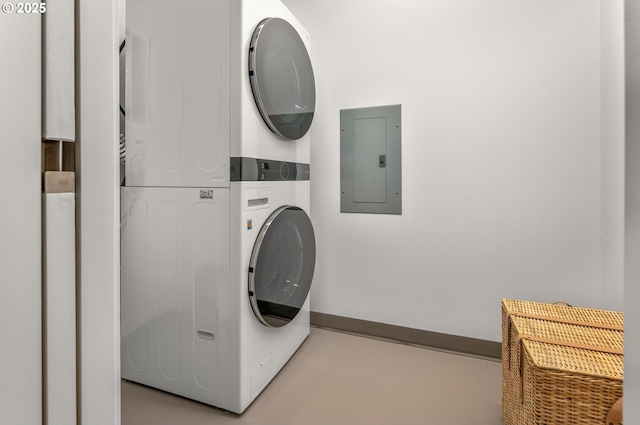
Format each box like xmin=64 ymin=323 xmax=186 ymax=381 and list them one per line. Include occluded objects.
xmin=249 ymin=17 xmax=316 ymax=141
xmin=249 ymin=206 xmax=316 ymax=327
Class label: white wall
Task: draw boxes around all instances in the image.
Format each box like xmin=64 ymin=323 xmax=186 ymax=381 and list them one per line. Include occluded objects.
xmin=283 ymin=0 xmax=624 ymax=342
xmin=0 ymin=11 xmax=42 ymax=425
xmin=625 ymin=0 xmax=640 ymax=420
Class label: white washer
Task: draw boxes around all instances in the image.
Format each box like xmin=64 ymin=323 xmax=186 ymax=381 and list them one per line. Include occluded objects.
xmin=230 ymin=174 xmax=314 ymax=413
xmin=121 ymin=172 xmax=314 ymax=413
xmin=124 ymin=0 xmax=314 ymax=188
xmin=121 ymin=186 xmax=233 ymax=408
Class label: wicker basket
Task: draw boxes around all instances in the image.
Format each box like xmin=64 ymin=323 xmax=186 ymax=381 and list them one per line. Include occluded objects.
xmin=501 ymin=299 xmax=624 ymax=425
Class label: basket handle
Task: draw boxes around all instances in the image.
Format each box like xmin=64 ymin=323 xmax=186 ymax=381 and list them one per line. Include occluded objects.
xmin=606 ymin=396 xmax=623 ymax=425
xmin=516 ymin=334 xmax=624 ymax=356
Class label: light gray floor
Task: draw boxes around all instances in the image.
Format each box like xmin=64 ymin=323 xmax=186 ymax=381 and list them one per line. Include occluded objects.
xmin=122 ymin=327 xmax=502 ymax=425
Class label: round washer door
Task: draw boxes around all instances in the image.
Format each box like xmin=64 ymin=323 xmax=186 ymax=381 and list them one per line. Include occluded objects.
xmin=249 ymin=206 xmax=316 ymax=327
xmin=249 ymin=17 xmax=316 ymax=141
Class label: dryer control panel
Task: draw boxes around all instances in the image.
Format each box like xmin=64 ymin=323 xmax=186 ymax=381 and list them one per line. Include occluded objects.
xmin=230 ymin=157 xmax=310 ymax=182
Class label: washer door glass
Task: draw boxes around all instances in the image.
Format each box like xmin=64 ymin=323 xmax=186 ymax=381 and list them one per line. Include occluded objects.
xmin=249 ymin=17 xmax=316 ymax=141
xmin=249 ymin=206 xmax=316 ymax=327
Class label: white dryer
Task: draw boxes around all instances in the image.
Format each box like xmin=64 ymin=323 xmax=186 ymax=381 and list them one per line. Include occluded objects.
xmin=238 ymin=4 xmax=315 ymax=163
xmin=124 ymin=0 xmax=314 ymax=188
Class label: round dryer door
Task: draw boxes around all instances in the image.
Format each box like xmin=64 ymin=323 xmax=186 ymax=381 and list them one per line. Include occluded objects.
xmin=249 ymin=206 xmax=316 ymax=327
xmin=249 ymin=17 xmax=316 ymax=141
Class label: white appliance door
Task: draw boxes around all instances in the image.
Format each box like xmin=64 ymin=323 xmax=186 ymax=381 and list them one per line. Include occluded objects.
xmin=248 ymin=17 xmax=315 ymax=141
xmin=248 ymin=206 xmax=316 ymax=327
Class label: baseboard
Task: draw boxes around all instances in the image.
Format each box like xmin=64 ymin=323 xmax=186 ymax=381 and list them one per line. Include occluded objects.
xmin=310 ymin=311 xmax=501 ymax=360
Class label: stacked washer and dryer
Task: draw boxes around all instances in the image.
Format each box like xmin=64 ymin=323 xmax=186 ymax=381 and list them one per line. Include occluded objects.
xmin=120 ymin=0 xmax=316 ymax=414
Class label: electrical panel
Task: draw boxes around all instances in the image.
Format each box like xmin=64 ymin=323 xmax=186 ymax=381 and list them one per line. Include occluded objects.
xmin=340 ymin=104 xmax=402 ymax=214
